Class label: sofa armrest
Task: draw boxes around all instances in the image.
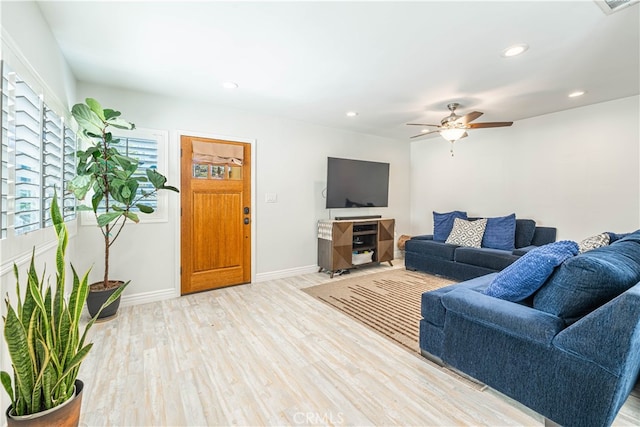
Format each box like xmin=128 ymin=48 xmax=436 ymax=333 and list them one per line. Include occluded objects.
xmin=553 ymin=283 xmax=640 ymax=375
xmin=411 ymin=234 xmax=434 ymax=241
xmin=442 ymin=288 xmax=565 ymax=345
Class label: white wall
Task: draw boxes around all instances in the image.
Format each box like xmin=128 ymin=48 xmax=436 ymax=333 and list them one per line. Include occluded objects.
xmin=71 ymin=82 xmax=411 ymax=301
xmin=410 ymin=95 xmax=640 ymax=241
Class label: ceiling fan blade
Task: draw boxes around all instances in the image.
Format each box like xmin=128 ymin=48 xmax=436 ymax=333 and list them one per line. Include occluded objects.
xmin=406 ymin=123 xmax=440 ymax=127
xmin=456 ymin=111 xmax=483 ymax=125
xmin=467 ymin=121 xmax=513 ymax=128
xmin=410 ymin=129 xmax=441 ymax=139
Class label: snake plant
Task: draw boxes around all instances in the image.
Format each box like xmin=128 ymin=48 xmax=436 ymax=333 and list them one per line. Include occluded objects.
xmin=1 ymin=196 xmax=127 ymax=416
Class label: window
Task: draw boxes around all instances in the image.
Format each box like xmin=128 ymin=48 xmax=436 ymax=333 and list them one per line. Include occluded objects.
xmin=117 ymin=136 xmax=159 ymax=211
xmin=1 ymin=62 xmax=9 ymax=239
xmin=42 ymin=104 xmax=63 ymax=227
xmin=0 ymin=60 xmax=78 ymax=239
xmin=13 ymin=75 xmax=42 ymax=235
xmin=63 ymin=126 xmax=77 ymax=221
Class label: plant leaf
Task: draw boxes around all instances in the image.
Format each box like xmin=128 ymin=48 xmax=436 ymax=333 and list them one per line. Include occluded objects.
xmin=85 ymin=98 xmax=105 ymax=121
xmin=136 ymin=204 xmax=154 ymax=214
xmin=71 ymin=103 xmax=103 ymax=136
xmin=97 ymin=211 xmax=123 ymax=227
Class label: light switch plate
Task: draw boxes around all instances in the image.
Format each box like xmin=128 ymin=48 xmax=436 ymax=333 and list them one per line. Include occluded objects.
xmin=265 ymin=193 xmax=278 ymax=203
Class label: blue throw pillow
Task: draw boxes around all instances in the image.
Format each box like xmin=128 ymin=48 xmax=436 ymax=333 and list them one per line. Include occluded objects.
xmin=433 ymin=211 xmax=467 ymax=242
xmin=482 ymin=213 xmax=516 ymax=250
xmin=484 ymin=240 xmax=579 ymax=302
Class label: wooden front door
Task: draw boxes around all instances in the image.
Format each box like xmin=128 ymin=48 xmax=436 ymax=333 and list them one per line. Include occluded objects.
xmin=180 ymin=135 xmax=251 ymax=294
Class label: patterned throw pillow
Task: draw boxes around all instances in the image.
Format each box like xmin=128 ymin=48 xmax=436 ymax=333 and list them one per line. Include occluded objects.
xmin=578 ymin=233 xmax=610 ymax=253
xmin=445 ymin=218 xmax=488 ymax=248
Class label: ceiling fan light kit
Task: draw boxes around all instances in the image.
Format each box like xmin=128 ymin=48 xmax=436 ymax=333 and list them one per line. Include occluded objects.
xmin=407 ymin=102 xmax=513 ymax=156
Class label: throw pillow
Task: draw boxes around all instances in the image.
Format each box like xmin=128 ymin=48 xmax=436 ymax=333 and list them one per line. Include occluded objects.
xmin=482 ymin=213 xmax=517 ymax=251
xmin=484 ymin=240 xmax=579 ymax=302
xmin=445 ymin=218 xmax=487 ymax=248
xmin=578 ymin=233 xmax=610 ymax=253
xmin=534 ymin=230 xmax=640 ymax=323
xmin=514 ymin=219 xmax=536 ymax=248
xmin=433 ymin=211 xmax=467 ymax=242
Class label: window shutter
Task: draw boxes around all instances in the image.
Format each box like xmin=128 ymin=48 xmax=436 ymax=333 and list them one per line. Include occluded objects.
xmin=42 ymin=104 xmax=63 ymax=227
xmin=63 ymin=126 xmax=77 ymax=221
xmin=13 ymin=75 xmax=43 ymax=235
xmin=1 ymin=62 xmax=9 ymax=238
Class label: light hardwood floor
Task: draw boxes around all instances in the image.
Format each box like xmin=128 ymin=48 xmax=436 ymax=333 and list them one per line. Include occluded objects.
xmin=79 ymin=263 xmax=640 ymax=426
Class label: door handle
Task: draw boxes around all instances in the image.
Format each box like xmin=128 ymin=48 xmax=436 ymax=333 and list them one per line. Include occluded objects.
xmin=244 ymin=218 xmax=250 ymax=225
xmin=244 ymin=207 xmax=250 ymax=215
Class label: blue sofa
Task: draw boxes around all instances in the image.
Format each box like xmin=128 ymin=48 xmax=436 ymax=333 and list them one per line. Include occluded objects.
xmin=420 ymin=231 xmax=640 ymax=427
xmin=406 ymin=217 xmax=557 ymax=281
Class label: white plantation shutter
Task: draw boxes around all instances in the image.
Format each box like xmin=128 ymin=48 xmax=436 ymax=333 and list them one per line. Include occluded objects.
xmin=13 ymin=76 xmax=42 ymax=235
xmin=42 ymin=104 xmax=63 ymax=227
xmin=1 ymin=62 xmax=10 ymax=238
xmin=63 ymin=126 xmax=77 ymax=221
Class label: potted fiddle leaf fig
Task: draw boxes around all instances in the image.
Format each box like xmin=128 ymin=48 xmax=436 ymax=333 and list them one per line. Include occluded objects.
xmin=1 ymin=197 xmax=126 ymax=426
xmin=68 ymin=98 xmax=178 ymax=319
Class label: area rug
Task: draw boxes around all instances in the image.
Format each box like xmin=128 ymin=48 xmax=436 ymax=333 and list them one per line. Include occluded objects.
xmin=302 ymin=269 xmax=455 ymax=354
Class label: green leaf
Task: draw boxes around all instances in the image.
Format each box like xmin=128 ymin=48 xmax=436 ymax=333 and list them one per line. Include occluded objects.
xmin=71 ymin=103 xmax=103 ymax=136
xmin=124 ymin=211 xmax=140 ymax=223
xmin=146 ymin=169 xmax=167 ymax=189
xmin=106 ymin=117 xmax=135 ymax=130
xmin=67 ymin=175 xmax=93 ymax=201
xmin=103 ymin=109 xmax=121 ymax=120
xmin=136 ymin=204 xmax=154 ymax=214
xmin=1 ymin=371 xmax=14 ymax=403
xmin=162 ymin=185 xmax=180 ymax=193
xmin=97 ymin=211 xmax=123 ymax=227
xmin=85 ymin=98 xmax=105 ymax=121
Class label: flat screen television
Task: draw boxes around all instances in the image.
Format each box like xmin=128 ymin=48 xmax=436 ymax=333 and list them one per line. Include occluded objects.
xmin=325 ymin=157 xmax=389 ymax=209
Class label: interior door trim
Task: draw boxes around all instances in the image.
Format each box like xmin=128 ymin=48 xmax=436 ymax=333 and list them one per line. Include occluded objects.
xmin=173 ymin=130 xmax=257 ymax=295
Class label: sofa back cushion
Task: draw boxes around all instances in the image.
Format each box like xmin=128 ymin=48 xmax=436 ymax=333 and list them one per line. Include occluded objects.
xmin=533 ymin=230 xmax=640 ymax=324
xmin=433 ymin=211 xmax=467 ymax=242
xmin=482 ymin=213 xmax=516 ymax=250
xmin=514 ymin=219 xmax=536 ymax=248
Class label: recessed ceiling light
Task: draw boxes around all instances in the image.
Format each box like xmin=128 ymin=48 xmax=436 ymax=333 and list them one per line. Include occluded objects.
xmin=501 ymin=43 xmax=529 ymax=58
xmin=222 ymin=81 xmax=238 ymax=89
xmin=421 ymin=129 xmax=429 ymax=133
xmin=568 ymin=90 xmax=586 ymax=98
xmin=346 ymin=111 xmax=358 ymax=117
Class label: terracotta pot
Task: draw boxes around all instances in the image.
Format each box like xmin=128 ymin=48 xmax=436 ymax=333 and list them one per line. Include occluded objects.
xmin=87 ymin=280 xmax=125 ymax=319
xmin=6 ymin=379 xmax=84 ymax=427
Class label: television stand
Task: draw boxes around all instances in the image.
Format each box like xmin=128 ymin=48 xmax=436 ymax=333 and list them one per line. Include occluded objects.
xmin=317 ymin=218 xmax=395 ymax=278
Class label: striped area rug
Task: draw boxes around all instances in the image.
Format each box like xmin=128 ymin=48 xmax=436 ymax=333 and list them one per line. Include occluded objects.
xmin=302 ymin=269 xmax=455 ymax=353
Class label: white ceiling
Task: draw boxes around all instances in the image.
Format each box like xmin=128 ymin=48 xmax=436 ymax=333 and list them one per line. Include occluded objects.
xmin=36 ymin=1 xmax=639 ymax=140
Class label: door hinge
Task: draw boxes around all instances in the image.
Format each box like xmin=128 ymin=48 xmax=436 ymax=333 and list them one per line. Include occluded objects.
xmin=180 ymin=148 xmax=183 ymax=157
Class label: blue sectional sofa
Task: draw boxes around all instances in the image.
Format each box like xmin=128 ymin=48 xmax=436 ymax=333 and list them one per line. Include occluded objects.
xmin=420 ymin=230 xmax=640 ymax=427
xmin=405 ymin=215 xmax=557 ymax=281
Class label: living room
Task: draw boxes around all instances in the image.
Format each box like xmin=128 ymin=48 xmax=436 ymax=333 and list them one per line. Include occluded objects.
xmin=0 ymin=1 xmax=639 ymax=426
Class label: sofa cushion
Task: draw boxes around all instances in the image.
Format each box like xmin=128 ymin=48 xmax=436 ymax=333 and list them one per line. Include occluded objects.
xmin=433 ymin=211 xmax=467 ymax=242
xmin=455 ymin=247 xmax=519 ymax=271
xmin=578 ymin=233 xmax=610 ymax=253
xmin=484 ymin=241 xmax=579 ymax=302
xmin=404 ymin=239 xmax=458 ymax=261
xmin=482 ymin=213 xmax=516 ymax=250
xmin=534 ymin=230 xmax=640 ymax=323
xmin=446 ymin=218 xmax=487 ymax=248
xmin=515 ymin=219 xmax=536 ymax=248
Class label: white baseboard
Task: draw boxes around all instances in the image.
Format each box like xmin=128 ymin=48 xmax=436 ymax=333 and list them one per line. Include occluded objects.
xmin=254 ymin=265 xmax=319 ymax=282
xmin=120 ymin=287 xmax=179 ymax=307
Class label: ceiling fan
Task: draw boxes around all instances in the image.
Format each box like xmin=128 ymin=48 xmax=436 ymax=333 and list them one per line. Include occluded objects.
xmin=407 ymin=103 xmax=513 ymax=154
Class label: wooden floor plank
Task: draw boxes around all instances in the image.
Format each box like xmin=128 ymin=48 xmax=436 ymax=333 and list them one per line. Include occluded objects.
xmin=78 ymin=263 xmax=640 ymax=426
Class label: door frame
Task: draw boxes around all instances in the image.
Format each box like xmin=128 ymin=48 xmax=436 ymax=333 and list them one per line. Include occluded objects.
xmin=172 ymin=130 xmax=257 ymax=295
